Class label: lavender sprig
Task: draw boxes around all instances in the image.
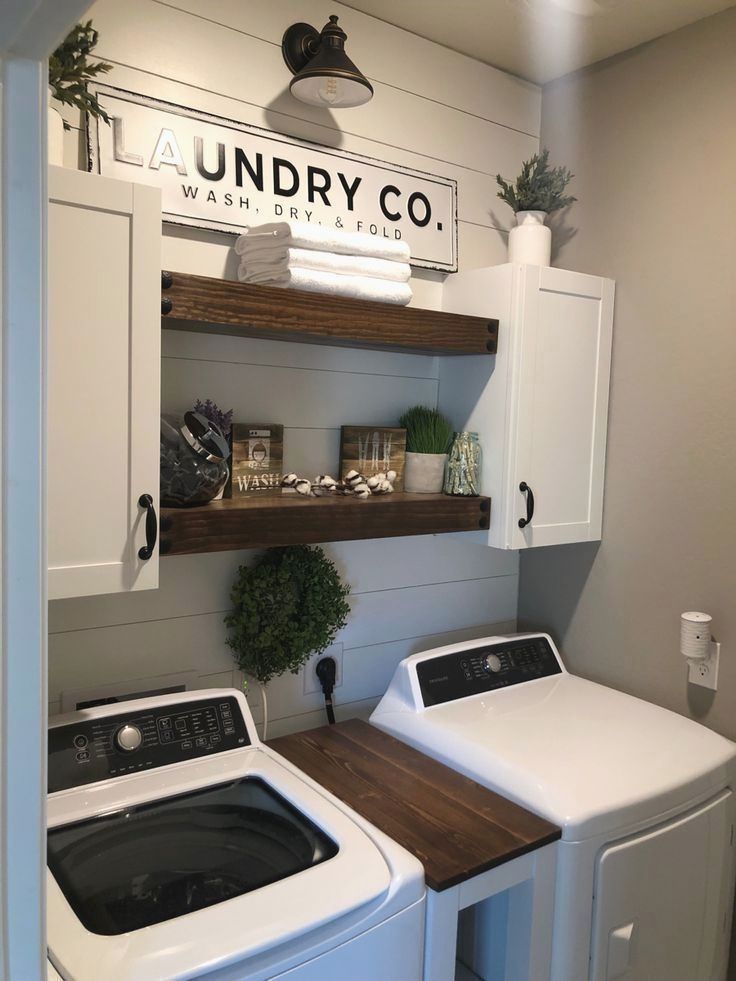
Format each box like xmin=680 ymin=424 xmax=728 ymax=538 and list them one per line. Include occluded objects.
xmin=193 ymin=398 xmax=233 ymax=437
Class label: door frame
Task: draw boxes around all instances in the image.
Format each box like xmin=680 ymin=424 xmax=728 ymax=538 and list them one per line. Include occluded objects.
xmin=0 ymin=2 xmax=93 ymax=975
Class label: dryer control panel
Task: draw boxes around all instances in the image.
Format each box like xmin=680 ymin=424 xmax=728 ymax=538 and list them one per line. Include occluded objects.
xmin=417 ymin=636 xmax=561 ymax=707
xmin=48 ymin=695 xmax=251 ymax=792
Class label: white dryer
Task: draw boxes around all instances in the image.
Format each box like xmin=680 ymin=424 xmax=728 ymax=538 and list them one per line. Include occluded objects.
xmin=47 ymin=689 xmax=424 ymax=980
xmin=371 ymin=633 xmax=736 ymax=981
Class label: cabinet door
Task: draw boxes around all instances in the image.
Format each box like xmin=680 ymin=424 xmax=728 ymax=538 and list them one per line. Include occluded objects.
xmin=508 ymin=266 xmax=614 ymax=549
xmin=48 ymin=168 xmax=161 ymax=599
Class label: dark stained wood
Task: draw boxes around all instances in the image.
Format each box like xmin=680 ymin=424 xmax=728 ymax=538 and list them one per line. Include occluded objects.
xmin=268 ymin=719 xmax=560 ymax=892
xmin=161 ymin=271 xmax=498 ymax=355
xmin=160 ymin=492 xmax=491 ymax=556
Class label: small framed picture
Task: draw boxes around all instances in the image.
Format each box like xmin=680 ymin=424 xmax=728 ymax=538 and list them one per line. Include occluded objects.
xmin=339 ymin=426 xmax=407 ymax=490
xmin=230 ymin=423 xmax=284 ymax=497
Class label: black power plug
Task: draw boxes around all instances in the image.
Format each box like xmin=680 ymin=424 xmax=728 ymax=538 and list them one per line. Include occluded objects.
xmin=316 ymin=656 xmax=337 ymax=725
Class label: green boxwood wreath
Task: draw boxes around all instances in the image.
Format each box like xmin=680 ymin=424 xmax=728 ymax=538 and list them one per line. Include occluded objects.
xmin=225 ymin=545 xmax=351 ymax=685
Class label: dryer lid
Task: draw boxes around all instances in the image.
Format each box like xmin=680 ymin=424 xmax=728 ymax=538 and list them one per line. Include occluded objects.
xmin=372 ymin=639 xmax=736 ymax=840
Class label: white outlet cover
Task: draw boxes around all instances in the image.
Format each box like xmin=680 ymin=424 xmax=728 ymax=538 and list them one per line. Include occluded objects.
xmin=303 ymin=643 xmax=344 ymax=695
xmin=688 ymin=642 xmax=720 ymax=691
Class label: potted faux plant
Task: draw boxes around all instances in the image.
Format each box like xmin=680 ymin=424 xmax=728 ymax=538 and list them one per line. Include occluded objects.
xmin=225 ymin=546 xmax=350 ymax=737
xmin=399 ymin=405 xmax=453 ymax=494
xmin=48 ymin=21 xmax=112 ymax=167
xmin=496 ymin=148 xmax=576 ymax=266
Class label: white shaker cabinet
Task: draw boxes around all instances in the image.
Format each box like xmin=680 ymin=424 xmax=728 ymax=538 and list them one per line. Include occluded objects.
xmin=48 ymin=167 xmax=161 ymax=599
xmin=439 ymin=264 xmax=614 ymax=550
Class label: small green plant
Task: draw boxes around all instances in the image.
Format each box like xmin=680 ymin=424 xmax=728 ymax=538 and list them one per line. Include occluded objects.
xmin=496 ymin=148 xmax=576 ymax=214
xmin=225 ymin=546 xmax=351 ymax=685
xmin=399 ymin=405 xmax=453 ymax=454
xmin=49 ymin=21 xmax=113 ymax=130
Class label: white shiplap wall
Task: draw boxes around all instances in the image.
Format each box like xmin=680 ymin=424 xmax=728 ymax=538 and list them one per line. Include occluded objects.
xmin=48 ymin=0 xmax=539 ymax=735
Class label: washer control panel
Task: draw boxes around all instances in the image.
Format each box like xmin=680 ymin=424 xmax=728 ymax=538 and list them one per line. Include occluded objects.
xmin=417 ymin=636 xmax=561 ymax=707
xmin=48 ymin=696 xmax=250 ymax=793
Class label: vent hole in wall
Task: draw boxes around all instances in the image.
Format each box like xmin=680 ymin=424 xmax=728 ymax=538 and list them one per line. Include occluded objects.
xmin=75 ymin=684 xmax=186 ymax=711
xmin=58 ymin=671 xmax=200 ymax=714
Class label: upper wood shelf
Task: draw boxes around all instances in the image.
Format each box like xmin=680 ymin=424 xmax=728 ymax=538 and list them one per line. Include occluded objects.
xmin=161 ymin=271 xmax=498 ymax=356
xmin=160 ymin=492 xmax=491 ymax=556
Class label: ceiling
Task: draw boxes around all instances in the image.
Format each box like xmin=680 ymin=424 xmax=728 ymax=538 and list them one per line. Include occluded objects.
xmin=338 ymin=0 xmax=735 ymax=83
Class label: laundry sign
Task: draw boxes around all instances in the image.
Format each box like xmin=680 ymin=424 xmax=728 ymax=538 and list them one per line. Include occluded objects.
xmin=87 ymin=85 xmax=458 ymax=271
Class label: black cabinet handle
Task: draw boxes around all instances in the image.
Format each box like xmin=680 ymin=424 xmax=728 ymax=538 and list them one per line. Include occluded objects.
xmin=138 ymin=494 xmax=158 ymax=560
xmin=518 ymin=481 xmax=535 ymax=529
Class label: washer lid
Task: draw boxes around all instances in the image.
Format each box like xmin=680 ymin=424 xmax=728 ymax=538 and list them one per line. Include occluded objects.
xmin=373 ymin=671 xmax=736 ymax=841
xmin=47 ymin=748 xmax=400 ymax=980
xmin=48 ymin=775 xmax=341 ymax=937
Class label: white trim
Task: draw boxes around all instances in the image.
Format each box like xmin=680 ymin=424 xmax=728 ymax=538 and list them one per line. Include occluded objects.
xmin=0 ymin=2 xmax=94 ymax=973
xmin=1 ymin=55 xmax=49 ymax=980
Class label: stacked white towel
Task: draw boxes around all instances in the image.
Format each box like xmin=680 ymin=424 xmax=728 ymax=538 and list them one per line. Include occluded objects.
xmin=235 ymin=221 xmax=412 ymax=305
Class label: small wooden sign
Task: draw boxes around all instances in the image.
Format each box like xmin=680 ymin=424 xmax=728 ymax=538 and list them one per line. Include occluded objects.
xmin=230 ymin=423 xmax=284 ymax=497
xmin=339 ymin=426 xmax=406 ymax=491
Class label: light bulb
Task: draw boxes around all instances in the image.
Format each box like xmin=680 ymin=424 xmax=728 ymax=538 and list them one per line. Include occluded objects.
xmin=318 ymin=77 xmax=340 ymax=105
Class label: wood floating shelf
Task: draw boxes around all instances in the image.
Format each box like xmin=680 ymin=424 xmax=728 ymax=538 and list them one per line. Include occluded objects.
xmin=161 ymin=271 xmax=498 ymax=355
xmin=160 ymin=493 xmax=491 ymax=556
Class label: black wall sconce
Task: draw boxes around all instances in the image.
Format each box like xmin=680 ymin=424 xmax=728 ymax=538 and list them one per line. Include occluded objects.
xmin=282 ymin=15 xmax=374 ymax=108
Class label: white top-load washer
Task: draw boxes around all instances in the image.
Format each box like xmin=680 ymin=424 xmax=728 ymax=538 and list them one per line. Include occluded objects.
xmin=47 ymin=689 xmax=424 ymax=981
xmin=371 ymin=633 xmax=736 ymax=981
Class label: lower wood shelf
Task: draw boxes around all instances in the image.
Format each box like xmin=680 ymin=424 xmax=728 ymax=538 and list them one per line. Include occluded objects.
xmin=160 ymin=492 xmax=491 ymax=555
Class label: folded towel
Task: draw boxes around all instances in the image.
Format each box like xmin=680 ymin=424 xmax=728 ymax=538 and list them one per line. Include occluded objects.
xmin=241 ymin=247 xmax=411 ymax=284
xmin=237 ymin=265 xmax=412 ymax=306
xmin=235 ymin=221 xmax=411 ymax=263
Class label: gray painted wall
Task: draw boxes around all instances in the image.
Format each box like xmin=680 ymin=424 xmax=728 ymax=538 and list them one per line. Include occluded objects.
xmin=519 ymin=6 xmax=736 ymax=740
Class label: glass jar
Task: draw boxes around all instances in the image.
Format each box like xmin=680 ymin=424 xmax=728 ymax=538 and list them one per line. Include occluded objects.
xmin=160 ymin=411 xmax=230 ymax=507
xmin=444 ymin=432 xmax=481 ymax=496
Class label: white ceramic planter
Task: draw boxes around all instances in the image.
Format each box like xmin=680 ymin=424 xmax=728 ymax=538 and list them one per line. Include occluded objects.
xmin=48 ymin=88 xmax=64 ymax=167
xmin=508 ymin=210 xmax=551 ymax=266
xmin=404 ymin=452 xmax=447 ymax=494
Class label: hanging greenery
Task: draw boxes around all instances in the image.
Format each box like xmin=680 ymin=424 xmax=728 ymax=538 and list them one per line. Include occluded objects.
xmin=225 ymin=546 xmax=351 ymax=685
xmin=49 ymin=21 xmax=113 ymax=130
xmin=496 ymin=148 xmax=576 ymax=214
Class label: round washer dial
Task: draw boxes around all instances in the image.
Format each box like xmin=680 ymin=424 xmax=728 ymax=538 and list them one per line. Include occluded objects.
xmin=115 ymin=724 xmax=143 ymax=753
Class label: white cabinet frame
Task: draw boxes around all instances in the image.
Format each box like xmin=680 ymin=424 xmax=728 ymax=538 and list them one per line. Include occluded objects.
xmin=48 ymin=168 xmax=161 ymax=600
xmin=440 ymin=263 xmax=614 ymax=550
xmin=509 ymin=266 xmax=614 ymax=549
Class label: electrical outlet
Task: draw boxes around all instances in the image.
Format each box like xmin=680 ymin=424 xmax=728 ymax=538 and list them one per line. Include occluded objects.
xmin=303 ymin=643 xmax=344 ymax=695
xmin=688 ymin=641 xmax=720 ymax=691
